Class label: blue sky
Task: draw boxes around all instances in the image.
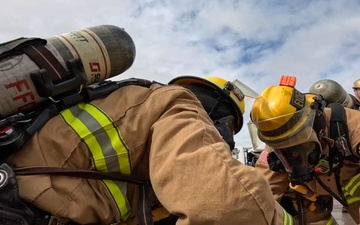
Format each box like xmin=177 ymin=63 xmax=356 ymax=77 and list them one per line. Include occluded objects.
xmin=1 ymin=0 xmax=360 ymax=147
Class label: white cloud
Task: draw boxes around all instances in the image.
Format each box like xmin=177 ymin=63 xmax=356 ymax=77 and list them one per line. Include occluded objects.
xmin=1 ymin=0 xmax=360 ymax=147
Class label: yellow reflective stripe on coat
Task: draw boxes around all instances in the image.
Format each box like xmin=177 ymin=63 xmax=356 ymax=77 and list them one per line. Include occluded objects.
xmin=326 ymin=216 xmax=338 ymax=225
xmin=343 ymin=173 xmax=360 ymax=196
xmin=346 ymin=197 xmax=360 ymax=204
xmin=282 ymin=209 xmax=293 ymax=225
xmin=342 ymin=187 xmax=360 ymax=204
xmin=60 ymin=102 xmax=132 ymax=220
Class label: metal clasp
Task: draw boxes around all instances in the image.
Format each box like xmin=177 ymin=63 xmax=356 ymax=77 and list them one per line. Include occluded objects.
xmin=0 ymin=169 xmax=8 ymax=189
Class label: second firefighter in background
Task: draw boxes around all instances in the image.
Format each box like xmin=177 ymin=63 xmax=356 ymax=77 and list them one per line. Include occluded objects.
xmin=251 ymin=76 xmax=360 ymax=225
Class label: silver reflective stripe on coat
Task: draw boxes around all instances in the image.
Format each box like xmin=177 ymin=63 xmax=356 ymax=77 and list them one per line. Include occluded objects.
xmin=60 ymin=102 xmax=131 ymax=220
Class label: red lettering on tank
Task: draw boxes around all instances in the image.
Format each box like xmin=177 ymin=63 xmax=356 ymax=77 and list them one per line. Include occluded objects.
xmin=4 ymin=79 xmax=37 ymax=113
xmin=13 ymin=92 xmax=35 ymax=103
xmin=4 ymin=80 xmax=30 ymax=91
xmin=89 ymin=62 xmax=100 ymax=72
xmin=89 ymin=62 xmax=101 ymax=83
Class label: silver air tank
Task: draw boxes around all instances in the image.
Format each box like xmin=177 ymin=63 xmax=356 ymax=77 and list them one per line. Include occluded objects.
xmin=0 ymin=25 xmax=136 ymax=118
xmin=309 ymin=79 xmax=356 ymax=109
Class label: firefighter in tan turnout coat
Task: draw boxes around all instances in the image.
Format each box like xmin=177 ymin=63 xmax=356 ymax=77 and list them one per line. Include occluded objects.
xmin=251 ymin=76 xmax=360 ymax=225
xmin=2 ymin=76 xmax=295 ymax=225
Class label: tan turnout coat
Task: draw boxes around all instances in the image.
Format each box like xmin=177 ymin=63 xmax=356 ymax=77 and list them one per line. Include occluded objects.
xmin=256 ymin=107 xmax=360 ymax=225
xmin=12 ymin=83 xmax=289 ymax=225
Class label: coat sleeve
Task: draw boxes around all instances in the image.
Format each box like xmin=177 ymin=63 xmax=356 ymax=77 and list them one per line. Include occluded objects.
xmin=341 ymin=108 xmax=360 ymax=224
xmin=255 ymin=146 xmax=290 ymax=202
xmin=148 ymin=88 xmax=295 ymax=225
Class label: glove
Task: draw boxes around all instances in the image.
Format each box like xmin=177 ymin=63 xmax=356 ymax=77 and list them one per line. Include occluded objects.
xmin=267 ymin=151 xmax=285 ymax=172
xmin=289 ymin=183 xmax=317 ymax=212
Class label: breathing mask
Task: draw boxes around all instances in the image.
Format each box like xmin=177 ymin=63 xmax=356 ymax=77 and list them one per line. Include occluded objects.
xmin=275 ymin=135 xmax=321 ymax=185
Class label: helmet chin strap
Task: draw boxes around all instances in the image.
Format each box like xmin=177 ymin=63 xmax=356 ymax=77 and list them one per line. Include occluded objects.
xmin=182 ymin=84 xmax=237 ymax=149
xmin=213 ymin=116 xmax=235 ymax=150
xmin=208 ymin=94 xmax=236 ymax=150
xmin=207 ymin=94 xmax=222 ymax=118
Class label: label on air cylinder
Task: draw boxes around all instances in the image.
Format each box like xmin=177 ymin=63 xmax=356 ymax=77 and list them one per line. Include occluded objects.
xmin=0 ymin=54 xmax=43 ymax=118
xmin=56 ymin=29 xmax=111 ymax=84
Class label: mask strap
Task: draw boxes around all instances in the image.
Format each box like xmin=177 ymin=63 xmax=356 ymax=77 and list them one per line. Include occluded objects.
xmin=214 ymin=116 xmax=235 ymax=150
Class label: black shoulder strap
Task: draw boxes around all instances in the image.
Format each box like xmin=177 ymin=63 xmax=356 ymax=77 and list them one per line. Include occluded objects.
xmin=325 ymin=103 xmax=352 ymax=207
xmin=328 ymin=103 xmax=357 ymax=161
xmin=0 ymin=78 xmax=159 ymax=163
xmin=328 ymin=103 xmax=350 ymax=146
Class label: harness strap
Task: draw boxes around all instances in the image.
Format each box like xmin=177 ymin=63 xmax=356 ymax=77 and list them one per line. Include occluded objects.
xmin=328 ymin=103 xmax=358 ymax=163
xmin=138 ymin=183 xmax=154 ymax=225
xmin=14 ymin=166 xmax=156 ymax=225
xmin=0 ymin=37 xmax=68 ymax=83
xmin=0 ymin=37 xmax=46 ymax=57
xmin=22 ymin=43 xmax=68 ymax=82
xmin=14 ymin=166 xmax=147 ymax=185
xmin=295 ymin=193 xmax=307 ymax=225
xmin=33 ymin=215 xmax=77 ymax=225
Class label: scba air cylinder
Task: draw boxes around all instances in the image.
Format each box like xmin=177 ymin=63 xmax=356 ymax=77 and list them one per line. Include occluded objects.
xmin=309 ymin=79 xmax=356 ymax=109
xmin=0 ymin=25 xmax=136 ymax=119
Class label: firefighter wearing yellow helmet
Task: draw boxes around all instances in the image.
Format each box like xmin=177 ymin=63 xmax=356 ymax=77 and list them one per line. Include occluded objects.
xmin=252 ymin=84 xmax=317 ymax=147
xmin=353 ymin=79 xmax=360 ymax=89
xmin=352 ymin=79 xmax=360 ymax=108
xmin=5 ymin=75 xmax=295 ymax=225
xmin=251 ymin=76 xmax=360 ymax=225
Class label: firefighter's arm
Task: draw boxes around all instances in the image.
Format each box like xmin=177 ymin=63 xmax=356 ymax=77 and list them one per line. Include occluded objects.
xmin=255 ymin=147 xmax=290 ymax=201
xmin=149 ymin=89 xmax=296 ymax=225
xmin=342 ymin=107 xmax=360 ymax=223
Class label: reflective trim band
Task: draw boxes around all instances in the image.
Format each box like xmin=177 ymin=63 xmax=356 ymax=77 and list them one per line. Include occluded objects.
xmin=347 ymin=197 xmax=360 ymax=204
xmin=61 ymin=102 xmax=131 ymax=173
xmin=343 ymin=186 xmax=360 ymax=205
xmin=282 ymin=209 xmax=293 ymax=225
xmin=60 ymin=102 xmax=131 ymax=220
xmin=326 ymin=216 xmax=338 ymax=225
xmin=102 ymin=180 xmax=131 ymax=219
xmin=345 ymin=174 xmax=360 ymax=190
xmin=343 ymin=189 xmax=350 ymax=197
xmin=344 ymin=174 xmax=360 ymax=195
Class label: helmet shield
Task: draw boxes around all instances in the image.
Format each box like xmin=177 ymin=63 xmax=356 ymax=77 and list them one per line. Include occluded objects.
xmin=253 ymin=107 xmax=317 ymax=149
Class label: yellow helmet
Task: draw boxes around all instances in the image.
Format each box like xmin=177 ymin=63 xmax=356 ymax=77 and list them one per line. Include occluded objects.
xmin=250 ymin=84 xmax=317 ymax=148
xmin=353 ymin=79 xmax=360 ymax=89
xmin=169 ymin=76 xmax=245 ymax=133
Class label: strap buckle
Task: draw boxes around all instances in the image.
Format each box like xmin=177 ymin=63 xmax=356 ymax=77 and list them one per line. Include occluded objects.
xmin=47 ymin=216 xmax=72 ymax=225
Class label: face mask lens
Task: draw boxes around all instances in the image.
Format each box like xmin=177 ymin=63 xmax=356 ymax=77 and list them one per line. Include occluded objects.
xmin=275 ymin=142 xmax=319 ymax=181
xmin=275 ymin=147 xmax=304 ymax=173
xmin=307 ymin=149 xmax=320 ymax=166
